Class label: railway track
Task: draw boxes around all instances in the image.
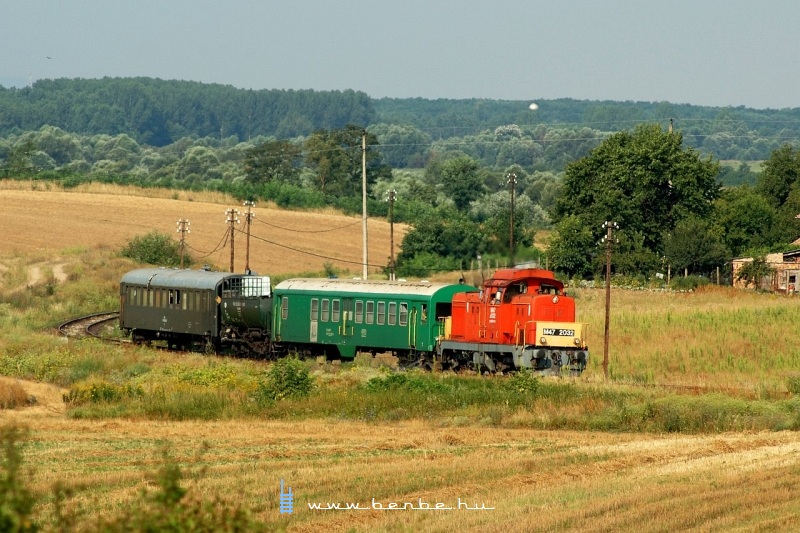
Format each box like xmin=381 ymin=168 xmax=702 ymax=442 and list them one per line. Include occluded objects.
xmin=58 ymin=311 xmax=122 ymax=341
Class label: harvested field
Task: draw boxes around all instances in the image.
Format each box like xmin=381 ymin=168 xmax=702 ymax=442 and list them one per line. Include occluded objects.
xmin=0 ymin=181 xmax=407 ymax=276
xmin=3 ymin=386 xmax=800 ymax=532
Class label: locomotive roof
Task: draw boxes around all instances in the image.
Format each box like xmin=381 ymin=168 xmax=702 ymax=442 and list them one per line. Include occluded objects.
xmin=120 ymin=268 xmax=234 ymax=290
xmin=275 ymin=278 xmax=476 ymax=297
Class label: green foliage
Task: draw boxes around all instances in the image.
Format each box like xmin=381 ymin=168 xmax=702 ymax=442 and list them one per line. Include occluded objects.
xmin=256 ymin=357 xmax=314 ymax=402
xmin=664 ymin=216 xmax=729 ymax=275
xmin=669 ymin=275 xmax=711 ymax=291
xmin=0 ymin=426 xmax=36 ymax=533
xmin=243 ymin=139 xmax=302 ymax=185
xmin=120 ymin=230 xmax=190 ymax=267
xmin=553 ymin=124 xmax=721 ymax=266
xmin=365 ymin=372 xmax=447 ymax=393
xmin=734 ymin=256 xmax=775 ymax=289
xmin=505 ymin=370 xmax=540 ymax=395
xmin=438 ymin=156 xmax=485 ymax=211
xmin=63 ymin=380 xmax=144 ymax=405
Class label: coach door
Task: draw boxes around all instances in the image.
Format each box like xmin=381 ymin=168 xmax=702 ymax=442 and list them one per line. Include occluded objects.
xmin=339 ymin=298 xmax=354 ymax=338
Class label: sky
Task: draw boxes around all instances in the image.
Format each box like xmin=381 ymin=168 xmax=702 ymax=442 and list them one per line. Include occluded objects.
xmin=2 ymin=0 xmax=799 ymax=110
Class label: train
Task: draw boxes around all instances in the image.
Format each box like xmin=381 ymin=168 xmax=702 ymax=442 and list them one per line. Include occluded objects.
xmin=119 ymin=267 xmax=589 ymax=374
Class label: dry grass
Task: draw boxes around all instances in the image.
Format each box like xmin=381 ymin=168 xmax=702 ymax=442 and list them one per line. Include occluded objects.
xmin=575 ymin=285 xmax=800 ymax=392
xmin=0 ymin=180 xmax=411 ymax=277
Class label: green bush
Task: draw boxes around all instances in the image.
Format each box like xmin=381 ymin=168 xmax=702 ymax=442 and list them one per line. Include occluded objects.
xmin=256 ymin=357 xmax=314 ymax=402
xmin=669 ymin=275 xmax=710 ymax=292
xmin=0 ymin=426 xmax=36 ymax=533
xmin=120 ymin=230 xmax=191 ymax=267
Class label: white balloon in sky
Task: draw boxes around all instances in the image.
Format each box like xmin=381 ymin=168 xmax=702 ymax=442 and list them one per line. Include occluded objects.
xmin=529 ymin=103 xmax=539 ymax=111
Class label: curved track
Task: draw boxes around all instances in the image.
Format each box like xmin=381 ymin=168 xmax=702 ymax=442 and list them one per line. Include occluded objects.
xmin=58 ymin=312 xmax=121 ymax=341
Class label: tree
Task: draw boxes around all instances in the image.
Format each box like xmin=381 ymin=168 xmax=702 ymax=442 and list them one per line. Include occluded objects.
xmin=243 ymin=139 xmax=302 ymax=185
xmin=712 ymin=186 xmax=776 ymax=257
xmin=664 ymin=216 xmax=729 ymax=275
xmin=438 ymin=156 xmax=485 ymax=211
xmin=545 ymin=215 xmax=597 ymax=278
xmin=552 ymin=123 xmax=720 ymax=261
xmin=757 ymin=144 xmax=799 ymax=208
xmin=397 ymin=208 xmax=487 ymax=266
xmin=735 ymin=256 xmax=775 ymax=290
xmin=304 ymin=125 xmax=389 ymax=198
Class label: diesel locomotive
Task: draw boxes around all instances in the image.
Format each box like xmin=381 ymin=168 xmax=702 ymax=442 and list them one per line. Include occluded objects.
xmin=119 ymin=267 xmax=588 ymax=374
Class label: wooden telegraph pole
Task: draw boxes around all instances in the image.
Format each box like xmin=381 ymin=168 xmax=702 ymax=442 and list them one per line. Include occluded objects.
xmin=602 ymin=221 xmax=618 ymax=380
xmin=176 ymin=219 xmax=190 ymax=269
xmin=243 ymin=200 xmax=255 ymax=274
xmin=226 ymin=208 xmax=240 ymax=273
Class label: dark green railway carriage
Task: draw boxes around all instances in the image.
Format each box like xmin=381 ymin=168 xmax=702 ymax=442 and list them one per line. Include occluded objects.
xmin=272 ymin=278 xmax=476 ymax=360
xmin=119 ymin=268 xmax=271 ymax=349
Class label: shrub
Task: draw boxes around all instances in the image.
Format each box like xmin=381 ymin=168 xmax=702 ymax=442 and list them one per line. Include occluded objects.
xmin=256 ymin=357 xmax=314 ymax=402
xmin=120 ymin=230 xmax=191 ymax=267
xmin=0 ymin=426 xmax=36 ymax=533
xmin=669 ymin=275 xmax=710 ymax=292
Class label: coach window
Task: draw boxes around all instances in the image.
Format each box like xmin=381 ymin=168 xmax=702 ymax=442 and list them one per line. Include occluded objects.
xmin=388 ymin=302 xmax=397 ymax=325
xmin=310 ymin=298 xmax=319 ymax=321
xmin=321 ymin=299 xmax=330 ymax=322
xmin=377 ymin=301 xmax=386 ymax=325
xmin=399 ymin=303 xmax=408 ymax=326
xmin=366 ymin=301 xmax=374 ymax=324
xmin=355 ymin=301 xmax=363 ymax=323
xmin=169 ymin=290 xmax=175 ymax=306
xmin=155 ymin=290 xmax=162 ymax=308
xmin=281 ymin=296 xmax=289 ymax=319
xmin=332 ymin=299 xmax=341 ymax=322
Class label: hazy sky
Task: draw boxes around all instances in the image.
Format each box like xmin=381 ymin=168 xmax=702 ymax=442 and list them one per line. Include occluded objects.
xmin=3 ymin=0 xmax=798 ymax=109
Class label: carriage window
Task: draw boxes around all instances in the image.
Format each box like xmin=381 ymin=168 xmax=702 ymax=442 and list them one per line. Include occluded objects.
xmin=377 ymin=301 xmax=386 ymax=325
xmin=311 ymin=298 xmax=319 ymax=321
xmin=321 ymin=299 xmax=330 ymax=322
xmin=420 ymin=304 xmax=427 ymax=324
xmin=281 ymin=296 xmax=289 ymax=319
xmin=355 ymin=300 xmax=364 ymax=323
xmin=399 ymin=303 xmax=408 ymax=326
xmin=388 ymin=302 xmax=397 ymax=325
xmin=182 ymin=290 xmax=187 ymax=310
xmin=332 ymin=299 xmax=341 ymax=322
xmin=366 ymin=301 xmax=374 ymax=324
xmin=169 ymin=290 xmax=176 ymax=306
xmin=155 ymin=290 xmax=162 ymax=308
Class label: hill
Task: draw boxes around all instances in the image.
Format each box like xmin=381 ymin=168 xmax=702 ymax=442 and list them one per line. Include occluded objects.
xmin=0 ymin=180 xmax=407 ymax=278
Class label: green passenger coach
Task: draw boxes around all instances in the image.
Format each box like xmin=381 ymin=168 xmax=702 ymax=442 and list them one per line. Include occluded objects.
xmin=272 ymin=278 xmax=476 ymax=360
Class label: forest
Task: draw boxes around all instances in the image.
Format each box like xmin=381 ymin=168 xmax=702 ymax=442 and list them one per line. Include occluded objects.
xmin=1 ymin=77 xmax=800 ymax=282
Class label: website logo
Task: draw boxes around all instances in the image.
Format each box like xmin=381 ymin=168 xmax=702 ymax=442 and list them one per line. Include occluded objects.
xmin=279 ymin=479 xmax=294 ymax=515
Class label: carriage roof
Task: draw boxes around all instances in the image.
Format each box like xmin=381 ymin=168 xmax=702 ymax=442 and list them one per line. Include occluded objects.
xmin=120 ymin=268 xmax=234 ymax=291
xmin=275 ymin=278 xmax=475 ymax=298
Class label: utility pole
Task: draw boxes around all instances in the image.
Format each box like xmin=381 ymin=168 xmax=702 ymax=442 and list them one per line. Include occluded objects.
xmin=507 ymin=172 xmax=517 ymax=267
xmin=361 ymin=131 xmax=368 ymax=280
xmin=602 ymin=221 xmax=618 ymax=381
xmin=243 ymin=200 xmax=255 ymax=274
xmin=387 ymin=189 xmax=397 ymax=280
xmin=226 ymin=207 xmax=240 ymax=273
xmin=176 ymin=219 xmax=190 ymax=269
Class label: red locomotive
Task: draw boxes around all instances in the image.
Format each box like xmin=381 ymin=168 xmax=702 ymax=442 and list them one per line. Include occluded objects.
xmin=438 ymin=268 xmax=588 ymax=374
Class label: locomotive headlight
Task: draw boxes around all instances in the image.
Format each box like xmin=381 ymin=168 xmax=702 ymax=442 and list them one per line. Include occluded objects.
xmin=552 ymin=296 xmax=559 ymax=304
xmin=573 ymin=337 xmax=582 ymax=346
xmin=540 ymin=337 xmax=547 ymax=345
